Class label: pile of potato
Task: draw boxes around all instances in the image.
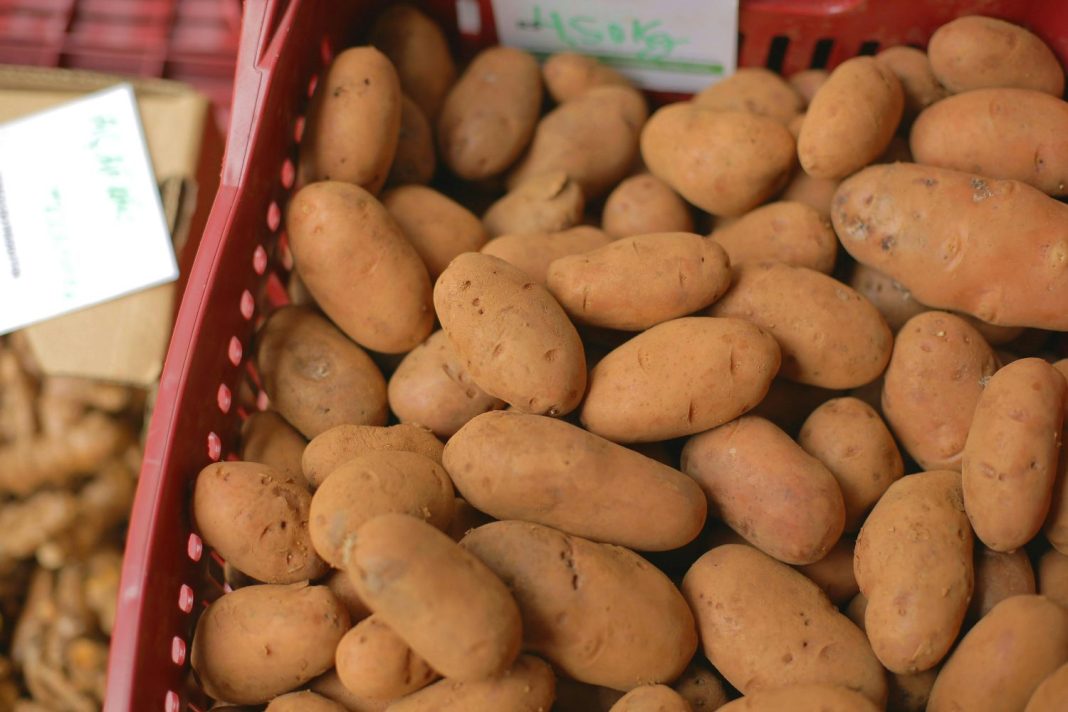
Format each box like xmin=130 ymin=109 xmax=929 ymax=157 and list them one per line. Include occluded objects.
xmin=191 ymin=8 xmax=1068 ymax=712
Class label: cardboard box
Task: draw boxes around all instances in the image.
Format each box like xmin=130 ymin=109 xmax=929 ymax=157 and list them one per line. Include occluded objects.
xmin=0 ymin=64 xmax=223 ymax=386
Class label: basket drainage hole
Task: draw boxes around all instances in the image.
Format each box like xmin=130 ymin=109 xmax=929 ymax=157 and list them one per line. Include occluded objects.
xmin=281 ymin=159 xmax=296 ymax=189
xmin=187 ymin=534 xmax=203 ymax=562
xmin=207 ymin=432 xmax=222 ymax=461
xmin=178 ymin=584 xmax=194 ymax=612
xmin=165 ymin=691 xmax=180 ymax=712
xmin=228 ymin=336 xmax=243 ymax=366
xmin=171 ymin=636 xmax=187 ymax=665
xmin=217 ymin=384 xmax=232 ymax=413
xmin=267 ymin=201 xmax=281 ymax=232
xmin=240 ymin=290 xmax=255 ymax=320
xmin=253 ymin=245 xmax=268 ymax=274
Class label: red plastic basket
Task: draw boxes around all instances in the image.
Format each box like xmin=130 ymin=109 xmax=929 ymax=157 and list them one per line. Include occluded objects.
xmin=104 ymin=1 xmax=1068 ymax=710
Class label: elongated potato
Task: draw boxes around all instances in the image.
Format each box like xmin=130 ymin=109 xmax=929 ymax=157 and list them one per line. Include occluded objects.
xmin=682 ymin=545 xmax=886 ymax=703
xmin=682 ymin=416 xmax=845 ymax=565
xmin=266 ymin=691 xmax=346 ymax=712
xmin=287 ymin=182 xmax=433 ymax=353
xmin=434 ymin=253 xmax=586 ymax=416
xmin=710 ymin=201 xmax=837 ymax=273
xmin=641 ymin=104 xmax=795 ymax=216
xmin=302 ymin=423 xmax=443 ymax=487
xmin=968 ymin=547 xmax=1036 ymax=621
xmin=789 ymin=69 xmax=829 ymax=106
xmin=849 ymin=264 xmax=927 ymax=332
xmin=462 ymin=521 xmax=697 ymax=690
xmin=386 ymin=96 xmax=435 ymax=187
xmin=482 ymin=171 xmax=584 ymax=238
xmin=444 ymin=411 xmax=706 ymax=550
xmin=716 ymin=685 xmax=880 ymax=712
xmin=369 ymin=4 xmax=455 ymax=120
xmin=481 ymin=226 xmax=611 ymax=284
xmin=855 ymin=470 xmax=974 ymax=674
xmin=1038 ymin=549 xmax=1068 ymax=608
xmin=335 ymin=615 xmax=436 ymax=701
xmin=382 ymin=185 xmax=486 ymax=278
xmin=694 ymin=67 xmax=803 ymax=125
xmin=387 ymin=655 xmax=555 ymax=712
xmin=543 ymin=52 xmax=630 ymax=103
xmin=1026 ymin=663 xmax=1068 ymax=712
xmin=882 ymin=311 xmax=997 ymax=470
xmin=240 ymin=411 xmax=308 ymax=486
xmin=602 ymin=173 xmax=694 ymax=240
xmin=608 ymin=685 xmax=691 ymax=712
xmin=581 ymin=317 xmax=781 ymax=442
xmin=795 ymin=538 xmax=859 ymax=605
xmin=345 ymin=514 xmax=521 ymax=681
xmin=875 ymin=46 xmax=947 ymax=123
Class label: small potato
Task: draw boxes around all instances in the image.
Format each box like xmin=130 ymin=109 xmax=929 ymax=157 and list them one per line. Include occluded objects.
xmin=335 ymin=615 xmax=436 ymax=701
xmin=302 ymin=423 xmax=443 ymax=488
xmin=788 ymin=69 xmax=829 ymax=106
xmin=682 ymin=545 xmax=886 ymax=703
xmin=849 ymin=264 xmax=927 ymax=332
xmin=780 ymin=171 xmax=838 ymax=218
xmin=716 ymin=685 xmax=880 ymax=712
xmin=386 ymin=96 xmax=435 ymax=187
xmin=581 ymin=317 xmax=781 ymax=442
xmin=462 ymin=521 xmax=697 ymax=690
xmin=543 ymin=52 xmax=630 ymax=103
xmin=482 ymin=171 xmax=584 ymax=238
xmin=434 ymin=253 xmax=587 ymax=416
xmin=928 ymin=16 xmax=1064 ymax=95
xmin=749 ymin=378 xmax=842 ymax=437
xmin=287 ymin=182 xmax=433 ymax=353
xmin=1026 ymin=662 xmax=1068 ymax=712
xmin=602 ymin=173 xmax=694 ymax=240
xmin=194 ymin=461 xmax=326 ymax=584
xmin=325 ymin=568 xmax=372 ymax=622
xmin=369 ymin=4 xmax=455 ymax=120
xmin=608 ymin=685 xmax=691 ymax=712
xmin=641 ymin=104 xmax=795 ymax=216
xmin=968 ymin=547 xmax=1036 ymax=621
xmin=673 ymin=664 xmax=729 ymax=711
xmin=799 ymin=57 xmax=903 ymax=179
xmin=963 ymin=358 xmax=1066 ymax=551
xmin=708 ymin=262 xmax=892 ymax=389
xmin=240 ymin=411 xmax=308 ymax=487
xmin=928 ymin=595 xmax=1068 ymax=711
xmin=855 ymin=470 xmax=974 ymax=674
xmin=795 ymin=538 xmax=859 ymax=605
xmin=309 ymin=451 xmax=454 ymax=567
xmin=191 ymin=583 xmax=350 ymax=704
xmin=693 ymin=68 xmax=804 ymax=125
xmin=1039 ymin=549 xmax=1068 ymax=608
xmin=309 ymin=671 xmax=389 ymax=711
xmin=266 ymin=691 xmax=346 ymax=712
xmin=444 ymin=411 xmax=706 ymax=551
xmin=481 ymin=226 xmax=611 ymax=284
xmin=875 ymin=46 xmax=947 ymax=123
xmin=881 ymin=312 xmax=997 ymax=471
xmin=682 ymin=416 xmax=845 ymax=565
xmin=799 ymin=397 xmax=904 ymax=531
xmin=437 ymin=47 xmax=542 ymax=180
xmin=547 ymin=232 xmax=731 ymax=331
xmin=256 ymin=307 xmax=388 ymax=439
xmin=710 ymin=201 xmax=837 ymax=273
xmin=345 ymin=514 xmax=522 ymax=681
xmin=382 ymin=185 xmax=487 ymax=278
xmin=299 ymin=47 xmax=401 ymax=192
xmin=387 ymin=655 xmax=556 ymax=712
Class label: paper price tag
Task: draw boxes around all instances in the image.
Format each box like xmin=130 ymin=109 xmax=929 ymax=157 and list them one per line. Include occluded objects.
xmin=493 ymin=0 xmax=739 ymax=93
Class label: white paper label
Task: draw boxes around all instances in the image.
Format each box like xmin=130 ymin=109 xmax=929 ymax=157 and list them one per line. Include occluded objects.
xmin=0 ymin=84 xmax=177 ymax=334
xmin=492 ymin=0 xmax=738 ymax=93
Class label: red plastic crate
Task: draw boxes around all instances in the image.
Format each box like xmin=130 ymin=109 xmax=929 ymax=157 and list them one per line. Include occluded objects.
xmin=104 ymin=1 xmax=1068 ymax=710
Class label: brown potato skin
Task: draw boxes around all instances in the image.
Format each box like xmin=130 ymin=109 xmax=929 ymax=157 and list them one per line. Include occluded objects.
xmin=299 ymin=47 xmax=401 ymax=192
xmin=710 ymin=201 xmax=837 ymax=273
xmin=682 ymin=545 xmax=886 ymax=703
xmin=1038 ymin=549 xmax=1068 ymax=608
xmin=324 ymin=568 xmax=372 ymax=623
xmin=346 ymin=514 xmax=521 ymax=682
xmin=716 ymin=685 xmax=881 ymax=712
xmin=707 ymin=262 xmax=892 ymax=389
xmin=795 ymin=538 xmax=859 ymax=605
xmin=855 ymin=470 xmax=974 ymax=674
xmin=481 ymin=226 xmax=611 ymax=284
xmin=194 ymin=461 xmax=326 ymax=584
xmin=881 ymin=312 xmax=997 ymax=470
xmin=602 ymin=173 xmax=694 ymax=240
xmin=781 ymin=171 xmax=838 ymax=218
xmin=641 ymin=104 xmax=795 ymax=216
xmin=461 ymin=521 xmax=697 ymax=690
xmin=799 ymin=397 xmax=904 ymax=531
xmin=434 ymin=253 xmax=587 ymax=416
xmin=369 ymin=4 xmax=455 ymax=121
xmin=386 ymin=96 xmax=435 ymax=187
xmin=382 ymin=185 xmax=486 ymax=278
xmin=963 ymin=358 xmax=1066 ymax=551
xmin=608 ymin=685 xmax=691 ymax=712
xmin=335 ymin=615 xmax=436 ymax=701
xmin=682 ymin=416 xmax=845 ymax=565
xmin=444 ymin=411 xmax=706 ymax=551
xmin=1046 ymin=361 xmax=1068 ymax=553
xmin=191 ymin=583 xmax=350 ymax=704
xmin=693 ymin=67 xmax=803 ymax=125
xmin=240 ymin=411 xmax=308 ymax=487
xmin=256 ymin=307 xmax=387 ymax=439
xmin=547 ymin=233 xmax=732 ymax=331
xmin=928 ymin=595 xmax=1068 ymax=711
xmin=968 ymin=547 xmax=1036 ymax=622
xmin=876 ymin=46 xmax=947 ymax=123
xmin=788 ymin=69 xmax=829 ymax=106
xmin=581 ymin=317 xmax=781 ymax=442
xmin=1026 ymin=662 xmax=1068 ymax=712
xmin=554 ymin=679 xmax=626 ymax=712
xmin=482 ymin=171 xmax=584 ymax=238
xmin=849 ymin=264 xmax=927 ymax=332
xmin=799 ymin=57 xmax=903 ymax=179
xmin=302 ymin=423 xmax=443 ymax=488
xmin=673 ymin=664 xmax=729 ymax=711
xmin=437 ymin=47 xmax=542 ymax=180
xmin=308 ymin=670 xmax=389 ymax=711
xmin=266 ymin=691 xmax=347 ymax=712
xmin=386 ymin=655 xmax=556 ymax=712
xmin=543 ymin=52 xmax=630 ymax=102
xmin=287 ymin=182 xmax=433 ymax=353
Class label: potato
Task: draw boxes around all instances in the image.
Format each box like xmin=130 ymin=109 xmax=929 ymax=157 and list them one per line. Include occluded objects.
xmin=299 ymin=47 xmax=401 ymax=192
xmin=710 ymin=201 xmax=837 ymax=273
xmin=434 ymin=253 xmax=587 ymax=416
xmin=641 ymin=104 xmax=795 ymax=216
xmin=716 ymin=685 xmax=880 ymax=712
xmin=325 ymin=568 xmax=372 ymax=622
xmin=309 ymin=671 xmax=389 ymax=712
xmin=881 ymin=311 xmax=997 ymax=470
xmin=191 ymin=583 xmax=350 ymax=704
xmin=780 ymin=171 xmax=838 ymax=218
xmin=546 ymin=232 xmax=731 ymax=331
xmin=875 ymin=46 xmax=947 ymax=123
xmin=446 ymin=497 xmax=492 ymax=542
xmin=798 ymin=57 xmax=903 ymax=179
xmin=482 ymin=171 xmax=584 ymax=238
xmin=309 ymin=451 xmax=454 ymax=566
xmin=787 ymin=112 xmax=804 ymax=139
xmin=682 ymin=545 xmax=885 ymax=702
xmin=602 ymin=173 xmax=694 ymax=240
xmin=927 ymin=16 xmax=1064 ymax=95
xmin=194 ymin=461 xmax=326 ymax=584
xmin=287 ymin=182 xmax=433 ymax=353
xmin=693 ymin=68 xmax=803 ymax=125
xmin=369 ymin=4 xmax=454 ymax=120
xmin=855 ymin=470 xmax=974 ymax=674
xmin=481 ymin=226 xmax=611 ymax=284
xmin=302 ymin=423 xmax=443 ymax=487
xmin=386 ymin=96 xmax=435 ymax=187
xmin=682 ymin=417 xmax=845 ymax=565
xmin=509 ymin=86 xmax=648 ymax=199
xmin=266 ymin=691 xmax=346 ymax=712
xmin=1027 ymin=662 xmax=1068 ymax=712
xmin=335 ymin=615 xmax=436 ymax=701
xmin=256 ymin=307 xmax=387 ymax=438
xmin=462 ymin=521 xmax=697 ymax=690
xmin=387 ymin=655 xmax=555 ymax=712
xmin=963 ymin=358 xmax=1066 ymax=550
xmin=799 ymin=397 xmax=904 ymax=531
xmin=848 ymin=264 xmax=927 ymax=332
xmin=673 ymin=664 xmax=729 ymax=711
xmin=749 ymin=378 xmax=842 ymax=436
xmin=444 ymin=411 xmax=706 ymax=551
xmin=554 ymin=678 xmax=626 ymax=712
xmin=788 ymin=69 xmax=829 ymax=106
xmin=240 ymin=411 xmax=308 ymax=486
xmin=437 ymin=47 xmax=542 ymax=180
xmin=382 ymin=185 xmax=486 ymax=278
xmin=795 ymin=538 xmax=859 ymax=605
xmin=960 ymin=314 xmax=1024 ymax=346
xmin=928 ymin=595 xmax=1068 ymax=711
xmin=543 ymin=52 xmax=630 ymax=103
xmin=608 ymin=685 xmax=691 ymax=712
xmin=707 ymin=262 xmax=892 ymax=389
xmin=1038 ymin=550 xmax=1068 ymax=612
xmin=968 ymin=547 xmax=1036 ymax=621
xmin=581 ymin=317 xmax=781 ymax=442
